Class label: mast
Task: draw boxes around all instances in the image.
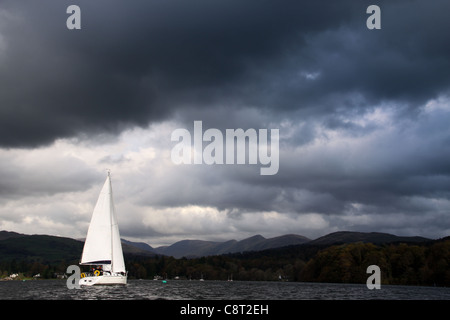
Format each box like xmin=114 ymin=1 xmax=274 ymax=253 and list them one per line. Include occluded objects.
xmin=109 ymin=170 xmax=126 ymax=273
xmin=108 ymin=170 xmax=114 ymax=272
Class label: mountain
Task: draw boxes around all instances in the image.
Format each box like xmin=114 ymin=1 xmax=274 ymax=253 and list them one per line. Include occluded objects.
xmin=260 ymin=234 xmax=311 ymax=249
xmin=0 ymin=233 xmax=84 ymax=263
xmin=308 ymin=231 xmax=430 ymax=246
xmin=153 ymin=234 xmax=311 ymax=258
xmin=121 ymin=239 xmax=156 ymax=256
xmin=154 ymin=239 xmax=232 ymax=258
xmin=0 ymin=231 xmax=156 ymax=264
xmin=150 ymin=231 xmax=432 ymax=258
xmin=0 ymin=230 xmax=433 ymax=262
xmin=0 ymin=230 xmax=26 ymax=241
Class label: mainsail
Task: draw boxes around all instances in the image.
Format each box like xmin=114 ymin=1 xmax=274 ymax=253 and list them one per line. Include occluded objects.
xmin=80 ymin=172 xmax=126 ymax=273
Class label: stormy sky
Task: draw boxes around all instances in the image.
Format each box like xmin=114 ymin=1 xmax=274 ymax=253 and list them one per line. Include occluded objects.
xmin=0 ymin=0 xmax=449 ymax=246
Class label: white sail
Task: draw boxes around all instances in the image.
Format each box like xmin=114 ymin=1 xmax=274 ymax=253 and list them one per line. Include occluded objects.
xmin=110 ymin=195 xmax=126 ymax=273
xmin=80 ymin=173 xmax=125 ymax=273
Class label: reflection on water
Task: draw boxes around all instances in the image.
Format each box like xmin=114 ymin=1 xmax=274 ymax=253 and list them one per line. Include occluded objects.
xmin=0 ymin=279 xmax=449 ymax=300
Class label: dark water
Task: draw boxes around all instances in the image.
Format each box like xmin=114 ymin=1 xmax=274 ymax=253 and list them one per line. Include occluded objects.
xmin=0 ymin=280 xmax=449 ymax=300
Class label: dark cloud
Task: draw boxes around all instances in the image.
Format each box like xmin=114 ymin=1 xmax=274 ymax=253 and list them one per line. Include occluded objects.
xmin=0 ymin=0 xmax=450 ymax=240
xmin=4 ymin=0 xmax=449 ymax=147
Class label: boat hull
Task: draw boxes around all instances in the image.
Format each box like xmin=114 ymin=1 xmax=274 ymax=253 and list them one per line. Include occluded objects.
xmin=80 ymin=274 xmax=127 ymax=286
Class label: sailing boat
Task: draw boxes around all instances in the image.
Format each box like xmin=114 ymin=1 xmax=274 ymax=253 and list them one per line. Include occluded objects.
xmin=79 ymin=171 xmax=127 ymax=286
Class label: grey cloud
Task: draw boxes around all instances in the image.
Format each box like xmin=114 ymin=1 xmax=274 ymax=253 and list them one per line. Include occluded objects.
xmin=0 ymin=153 xmax=100 ymax=199
xmin=6 ymin=0 xmax=448 ymax=146
xmin=1 ymin=0 xmax=450 ymax=240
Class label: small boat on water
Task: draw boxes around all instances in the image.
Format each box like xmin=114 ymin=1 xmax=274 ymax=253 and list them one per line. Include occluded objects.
xmin=79 ymin=171 xmax=127 ymax=286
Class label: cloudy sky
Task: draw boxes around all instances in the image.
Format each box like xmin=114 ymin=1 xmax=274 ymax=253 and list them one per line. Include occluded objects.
xmin=0 ymin=0 xmax=449 ymax=247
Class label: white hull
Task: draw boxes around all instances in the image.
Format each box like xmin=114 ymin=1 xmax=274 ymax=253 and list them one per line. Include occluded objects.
xmin=80 ymin=274 xmax=127 ymax=286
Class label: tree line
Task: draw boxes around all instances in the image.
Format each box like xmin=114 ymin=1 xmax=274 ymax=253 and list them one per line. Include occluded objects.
xmin=1 ymin=238 xmax=449 ymax=286
xmin=125 ymin=238 xmax=450 ymax=286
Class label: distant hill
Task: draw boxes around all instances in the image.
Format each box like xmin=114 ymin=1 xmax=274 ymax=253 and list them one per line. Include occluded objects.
xmin=0 ymin=231 xmax=156 ymax=264
xmin=151 ymin=231 xmax=433 ymax=258
xmin=0 ymin=230 xmax=433 ymax=263
xmin=121 ymin=239 xmax=156 ymax=256
xmin=0 ymin=233 xmax=84 ymax=264
xmin=0 ymin=230 xmax=26 ymax=241
xmin=308 ymin=231 xmax=430 ymax=246
xmin=153 ymin=234 xmax=311 ymax=258
xmin=0 ymin=230 xmax=445 ymax=285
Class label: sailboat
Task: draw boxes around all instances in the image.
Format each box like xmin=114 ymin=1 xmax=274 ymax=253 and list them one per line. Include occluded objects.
xmin=79 ymin=171 xmax=127 ymax=286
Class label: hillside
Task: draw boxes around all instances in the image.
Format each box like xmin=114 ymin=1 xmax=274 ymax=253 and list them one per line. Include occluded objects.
xmin=125 ymin=236 xmax=450 ymax=286
xmin=1 ymin=230 xmax=447 ymax=285
xmin=0 ymin=234 xmax=84 ymax=264
xmin=309 ymin=231 xmax=430 ymax=246
xmin=0 ymin=233 xmax=153 ymax=279
xmin=0 ymin=230 xmax=431 ymax=261
xmin=0 ymin=231 xmax=26 ymax=241
xmin=121 ymin=239 xmax=156 ymax=256
xmin=152 ymin=231 xmax=430 ymax=258
xmin=0 ymin=232 xmax=155 ymax=265
xmin=154 ymin=234 xmax=311 ymax=258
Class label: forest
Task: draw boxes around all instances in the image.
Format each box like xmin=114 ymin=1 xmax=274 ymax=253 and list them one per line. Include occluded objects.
xmin=124 ymin=239 xmax=450 ymax=286
xmin=1 ymin=237 xmax=449 ymax=286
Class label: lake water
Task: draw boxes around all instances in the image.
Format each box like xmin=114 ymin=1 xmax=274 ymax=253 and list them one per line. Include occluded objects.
xmin=0 ymin=279 xmax=449 ymax=300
